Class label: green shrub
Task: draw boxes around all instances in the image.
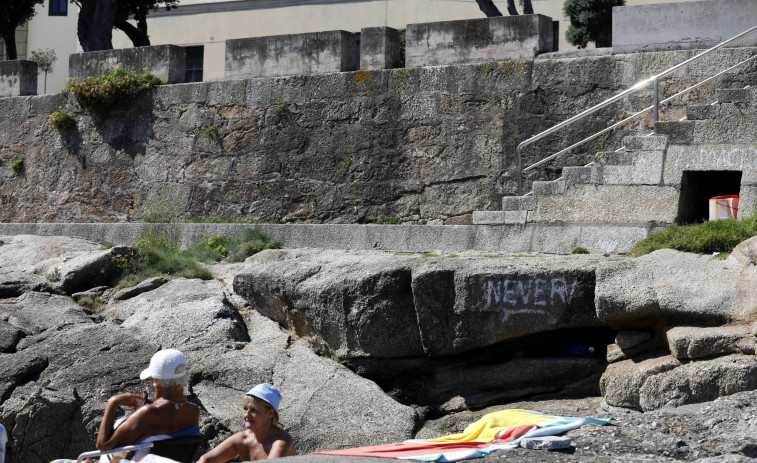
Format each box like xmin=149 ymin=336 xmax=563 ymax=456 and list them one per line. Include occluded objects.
xmin=49 ymin=107 xmax=75 ymax=131
xmin=10 ymin=157 xmax=24 ymax=172
xmin=77 ymin=296 xmax=103 ymax=310
xmin=373 ymin=217 xmax=400 ymax=225
xmin=203 ymin=125 xmax=218 ymax=139
xmin=571 ymin=247 xmax=590 ymax=254
xmin=629 ymin=216 xmax=757 ymax=257
xmin=421 ymin=252 xmax=440 ymax=258
xmin=226 ymin=229 xmax=279 ymax=262
xmin=273 ymin=102 xmax=290 ymax=115
xmin=63 ymin=67 xmax=164 ymax=113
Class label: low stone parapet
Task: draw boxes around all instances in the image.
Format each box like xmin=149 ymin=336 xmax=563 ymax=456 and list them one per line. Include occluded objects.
xmin=612 ymin=0 xmax=757 ymax=53
xmin=0 ymin=60 xmax=38 ymax=97
xmin=68 ymin=44 xmax=186 ymax=84
xmin=406 ymin=14 xmax=554 ymax=67
xmin=225 ymin=30 xmax=358 ymax=79
xmin=360 ymin=26 xmax=401 ymax=70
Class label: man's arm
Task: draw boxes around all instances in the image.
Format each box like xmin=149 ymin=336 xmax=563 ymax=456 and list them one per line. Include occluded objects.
xmin=197 ymin=432 xmax=243 ymax=463
xmin=96 ymin=393 xmax=147 ymax=450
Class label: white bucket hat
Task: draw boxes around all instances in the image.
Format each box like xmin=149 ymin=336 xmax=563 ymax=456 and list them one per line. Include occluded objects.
xmin=245 ymin=383 xmax=282 ymax=414
xmin=140 ymin=349 xmax=189 ymax=380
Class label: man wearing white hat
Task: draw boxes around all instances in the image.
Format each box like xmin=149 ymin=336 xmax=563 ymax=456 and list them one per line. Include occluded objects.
xmin=197 ymin=383 xmax=295 ymax=462
xmin=95 ymin=349 xmax=200 ymax=459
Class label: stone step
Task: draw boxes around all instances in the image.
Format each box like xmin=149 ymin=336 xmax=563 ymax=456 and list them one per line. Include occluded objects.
xmin=528 ymin=184 xmax=678 ymax=224
xmin=716 ymin=87 xmax=752 ymax=105
xmin=532 ymin=180 xmax=566 ymax=196
xmin=472 ymin=210 xmax=527 ymax=225
xmin=624 ymin=135 xmax=668 ymax=151
xmin=501 ymin=195 xmax=537 ymax=211
xmin=657 ymin=114 xmax=757 ymax=144
xmin=687 ymin=101 xmax=757 ymax=120
xmin=562 ymin=166 xmax=603 ymax=185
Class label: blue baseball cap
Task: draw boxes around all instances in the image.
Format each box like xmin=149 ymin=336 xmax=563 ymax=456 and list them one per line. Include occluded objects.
xmin=245 ymin=383 xmax=282 ymax=414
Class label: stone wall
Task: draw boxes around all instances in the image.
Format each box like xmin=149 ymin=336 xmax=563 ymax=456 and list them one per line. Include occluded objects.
xmin=0 ymin=60 xmax=37 ymax=97
xmin=406 ymin=15 xmax=553 ymax=67
xmin=225 ymin=30 xmax=359 ymax=79
xmin=68 ymin=45 xmax=187 ymax=85
xmin=0 ymin=47 xmax=755 ymax=224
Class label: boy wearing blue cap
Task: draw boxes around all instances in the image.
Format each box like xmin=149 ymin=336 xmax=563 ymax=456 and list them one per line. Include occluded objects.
xmin=198 ymin=383 xmax=295 ymax=462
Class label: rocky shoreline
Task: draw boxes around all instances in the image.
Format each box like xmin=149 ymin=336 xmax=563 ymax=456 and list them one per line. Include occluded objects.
xmin=1 ymin=234 xmax=757 ymax=462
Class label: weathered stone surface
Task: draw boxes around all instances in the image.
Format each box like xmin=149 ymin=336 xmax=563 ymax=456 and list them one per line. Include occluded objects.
xmin=639 ymin=355 xmax=757 ymax=412
xmin=114 ymin=279 xmax=250 ymax=347
xmin=595 ymin=249 xmax=757 ymax=327
xmin=600 ymin=352 xmax=681 ymax=410
xmin=605 ymin=333 xmax=662 ymax=364
xmin=615 ymin=329 xmax=653 ymax=349
xmin=234 ymin=249 xmax=604 ymax=360
xmin=666 ymin=325 xmax=755 ymax=359
xmin=0 ymin=292 xmax=92 ymax=338
xmin=109 ymin=276 xmax=168 ymax=302
xmin=33 ymin=245 xmax=132 ymax=295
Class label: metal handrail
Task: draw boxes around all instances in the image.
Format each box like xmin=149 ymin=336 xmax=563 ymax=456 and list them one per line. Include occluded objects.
xmin=516 ymin=24 xmax=757 ymax=195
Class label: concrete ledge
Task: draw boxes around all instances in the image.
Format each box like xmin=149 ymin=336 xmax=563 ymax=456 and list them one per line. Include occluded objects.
xmin=563 ymin=166 xmax=603 ymax=185
xmin=533 ymin=180 xmax=567 ymax=196
xmin=472 ymin=211 xmax=527 ymax=225
xmin=360 ymin=27 xmax=401 ymax=70
xmin=0 ymin=60 xmax=37 ymax=97
xmin=716 ymin=88 xmax=752 ymax=104
xmin=69 ymin=45 xmax=187 ymax=84
xmin=225 ymin=30 xmax=358 ymax=79
xmin=624 ymin=135 xmax=668 ymax=152
xmin=686 ymin=104 xmax=719 ymax=121
xmin=0 ymin=222 xmax=657 ymax=255
xmin=612 ymin=0 xmax=757 ymax=54
xmin=406 ymin=15 xmax=553 ymax=67
xmin=502 ymin=196 xmax=537 ymax=211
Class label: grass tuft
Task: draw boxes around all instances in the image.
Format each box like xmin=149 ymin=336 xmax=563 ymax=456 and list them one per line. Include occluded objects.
xmin=629 ymin=216 xmax=757 ymax=257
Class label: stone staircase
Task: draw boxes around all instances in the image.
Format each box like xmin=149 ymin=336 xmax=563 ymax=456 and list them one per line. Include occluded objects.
xmin=473 ymin=87 xmax=757 ymax=254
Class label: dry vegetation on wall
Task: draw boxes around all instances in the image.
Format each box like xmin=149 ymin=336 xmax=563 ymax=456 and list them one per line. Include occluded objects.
xmin=63 ymin=67 xmax=164 ymax=113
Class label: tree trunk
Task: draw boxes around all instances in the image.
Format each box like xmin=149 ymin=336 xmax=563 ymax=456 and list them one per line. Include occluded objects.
xmin=506 ymin=0 xmax=519 ymax=15
xmin=114 ymin=3 xmax=151 ymax=47
xmin=523 ymin=0 xmax=534 ymax=14
xmin=77 ymin=0 xmax=118 ymax=52
xmin=114 ymin=18 xmax=150 ymax=47
xmin=1 ymin=33 xmax=18 ymax=60
xmin=475 ymin=0 xmax=503 ymax=17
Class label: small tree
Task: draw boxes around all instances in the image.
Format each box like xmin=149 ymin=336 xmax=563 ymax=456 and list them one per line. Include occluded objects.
xmin=73 ymin=0 xmax=180 ymax=52
xmin=563 ymin=0 xmax=625 ymax=48
xmin=29 ymin=48 xmax=57 ymax=93
xmin=0 ymin=0 xmax=44 ymax=60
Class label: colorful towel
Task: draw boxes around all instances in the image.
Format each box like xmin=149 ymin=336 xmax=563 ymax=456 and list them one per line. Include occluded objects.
xmin=314 ymin=409 xmax=612 ymax=462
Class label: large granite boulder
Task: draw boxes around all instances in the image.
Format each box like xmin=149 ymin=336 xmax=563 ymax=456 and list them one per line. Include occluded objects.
xmin=595 ymin=248 xmax=757 ymax=327
xmin=233 ymin=249 xmax=604 ymax=360
xmin=0 ymin=235 xmax=130 ymax=296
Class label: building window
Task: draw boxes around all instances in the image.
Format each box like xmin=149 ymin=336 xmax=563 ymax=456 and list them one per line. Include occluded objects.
xmin=355 ymin=32 xmax=361 ymax=67
xmin=49 ymin=0 xmax=68 ymax=16
xmin=552 ymin=21 xmax=559 ymax=52
xmin=185 ymin=46 xmax=204 ymax=83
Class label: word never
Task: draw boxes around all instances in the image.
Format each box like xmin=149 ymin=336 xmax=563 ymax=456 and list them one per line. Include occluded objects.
xmin=486 ymin=277 xmax=582 ymax=323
